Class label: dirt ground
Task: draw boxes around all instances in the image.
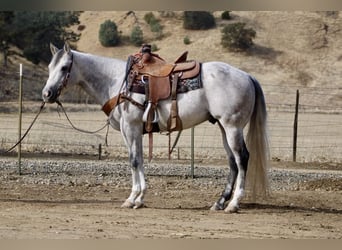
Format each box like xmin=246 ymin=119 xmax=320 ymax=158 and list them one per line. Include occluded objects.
xmin=0 ymin=159 xmax=341 ymax=239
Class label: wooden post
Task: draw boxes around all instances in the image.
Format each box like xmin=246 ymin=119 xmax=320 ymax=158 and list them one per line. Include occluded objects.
xmin=293 ymin=89 xmax=299 ymax=162
xmin=18 ymin=64 xmax=23 ymax=174
xmin=98 ymin=143 xmax=102 ymax=160
xmin=190 ymin=127 xmax=195 ymax=178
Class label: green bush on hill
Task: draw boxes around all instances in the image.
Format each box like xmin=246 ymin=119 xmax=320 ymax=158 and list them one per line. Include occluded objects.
xmin=130 ymin=25 xmax=144 ymax=46
xmin=221 ymin=22 xmax=256 ymax=51
xmin=183 ymin=11 xmax=216 ymax=30
xmin=98 ymin=19 xmax=120 ymax=47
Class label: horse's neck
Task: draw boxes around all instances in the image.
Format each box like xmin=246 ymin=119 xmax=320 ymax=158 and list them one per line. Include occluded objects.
xmin=73 ymin=51 xmax=126 ymax=106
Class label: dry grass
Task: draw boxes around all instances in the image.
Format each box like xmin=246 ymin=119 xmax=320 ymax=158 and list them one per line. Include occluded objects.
xmin=1 ymin=11 xmax=341 ymax=107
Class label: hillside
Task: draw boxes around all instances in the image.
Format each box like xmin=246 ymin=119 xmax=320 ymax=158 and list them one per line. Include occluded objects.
xmin=1 ymin=11 xmax=341 ymax=109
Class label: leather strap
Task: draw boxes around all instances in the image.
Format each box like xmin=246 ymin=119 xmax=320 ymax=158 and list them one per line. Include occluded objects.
xmin=102 ymin=94 xmax=144 ymax=116
xmin=148 ymin=132 xmax=153 ymax=162
xmin=102 ymin=95 xmax=123 ymax=116
xmin=168 ymin=73 xmax=182 ymax=132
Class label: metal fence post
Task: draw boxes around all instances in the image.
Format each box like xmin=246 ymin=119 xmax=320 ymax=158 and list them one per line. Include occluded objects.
xmin=190 ymin=127 xmax=194 ymax=178
xmin=18 ymin=64 xmax=23 ymax=174
xmin=293 ymin=89 xmax=299 ymax=162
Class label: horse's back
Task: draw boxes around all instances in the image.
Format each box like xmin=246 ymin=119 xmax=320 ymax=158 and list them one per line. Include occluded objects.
xmin=200 ymin=61 xmax=256 ymax=125
xmin=201 ymin=61 xmax=252 ymax=90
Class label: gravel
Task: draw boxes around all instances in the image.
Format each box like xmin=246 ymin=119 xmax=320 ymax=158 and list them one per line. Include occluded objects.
xmin=0 ymin=157 xmax=341 ymax=191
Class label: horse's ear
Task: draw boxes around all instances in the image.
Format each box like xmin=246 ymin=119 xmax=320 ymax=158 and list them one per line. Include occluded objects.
xmin=63 ymin=42 xmax=71 ymax=54
xmin=50 ymin=43 xmax=59 ymax=55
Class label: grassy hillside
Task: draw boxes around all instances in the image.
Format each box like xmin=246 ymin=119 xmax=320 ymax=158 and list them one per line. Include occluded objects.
xmin=1 ymin=11 xmax=341 ymax=109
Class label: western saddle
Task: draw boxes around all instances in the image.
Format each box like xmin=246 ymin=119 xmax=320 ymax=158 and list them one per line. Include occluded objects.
xmin=125 ymin=44 xmax=201 ymax=133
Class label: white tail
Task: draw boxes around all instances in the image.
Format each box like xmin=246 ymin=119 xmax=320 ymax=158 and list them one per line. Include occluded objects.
xmin=245 ymin=76 xmax=270 ymax=202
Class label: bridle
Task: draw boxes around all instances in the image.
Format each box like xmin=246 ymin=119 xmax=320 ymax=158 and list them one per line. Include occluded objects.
xmin=53 ymin=51 xmax=110 ymax=141
xmin=56 ymin=52 xmax=74 ymax=98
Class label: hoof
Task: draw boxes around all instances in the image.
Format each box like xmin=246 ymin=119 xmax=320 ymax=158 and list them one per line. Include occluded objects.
xmin=210 ymin=202 xmax=224 ymax=211
xmin=121 ymin=200 xmax=134 ymax=208
xmin=224 ymin=204 xmax=239 ymax=213
xmin=133 ymin=201 xmax=144 ymax=209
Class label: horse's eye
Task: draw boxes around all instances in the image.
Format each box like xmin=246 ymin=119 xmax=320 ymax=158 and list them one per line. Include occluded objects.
xmin=61 ymin=66 xmax=68 ymax=72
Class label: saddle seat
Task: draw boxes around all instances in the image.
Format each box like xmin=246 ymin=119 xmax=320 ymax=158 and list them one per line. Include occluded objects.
xmin=131 ymin=51 xmax=200 ymax=79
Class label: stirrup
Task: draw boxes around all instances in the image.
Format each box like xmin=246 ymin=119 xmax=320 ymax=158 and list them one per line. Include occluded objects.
xmin=142 ymin=102 xmax=159 ymax=123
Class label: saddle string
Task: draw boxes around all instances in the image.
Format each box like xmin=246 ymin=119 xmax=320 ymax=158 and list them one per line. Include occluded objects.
xmin=1 ymin=101 xmax=46 ymax=154
xmin=169 ymin=130 xmax=182 ymax=156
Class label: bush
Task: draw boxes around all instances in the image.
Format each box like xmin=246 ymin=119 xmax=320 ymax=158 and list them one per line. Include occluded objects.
xmin=221 ymin=11 xmax=231 ymax=20
xmin=98 ymin=20 xmax=120 ymax=47
xmin=77 ymin=24 xmax=86 ymax=31
xmin=183 ymin=36 xmax=191 ymax=45
xmin=144 ymin=12 xmax=163 ymax=39
xmin=130 ymin=25 xmax=144 ymax=46
xmin=221 ymin=22 xmax=256 ymax=51
xmin=151 ymin=44 xmax=159 ymax=52
xmin=183 ymin=11 xmax=216 ymax=30
xmin=144 ymin=12 xmax=156 ymax=25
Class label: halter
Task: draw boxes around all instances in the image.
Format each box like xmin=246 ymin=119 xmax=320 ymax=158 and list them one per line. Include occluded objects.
xmin=56 ymin=52 xmax=74 ymax=97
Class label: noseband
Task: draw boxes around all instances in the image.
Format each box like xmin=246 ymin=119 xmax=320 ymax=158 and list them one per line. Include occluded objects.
xmin=57 ymin=52 xmax=74 ymax=97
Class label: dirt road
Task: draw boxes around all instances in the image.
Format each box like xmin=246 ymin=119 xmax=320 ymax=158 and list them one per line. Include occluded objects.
xmin=0 ymin=158 xmax=341 ymax=239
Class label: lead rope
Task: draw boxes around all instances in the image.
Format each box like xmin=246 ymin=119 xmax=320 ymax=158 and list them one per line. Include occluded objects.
xmin=1 ymin=101 xmax=46 ymax=154
xmin=56 ymin=100 xmax=110 ymax=145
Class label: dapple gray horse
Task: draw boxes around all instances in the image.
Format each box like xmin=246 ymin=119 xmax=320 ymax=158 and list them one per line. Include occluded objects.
xmin=42 ymin=43 xmax=269 ymax=213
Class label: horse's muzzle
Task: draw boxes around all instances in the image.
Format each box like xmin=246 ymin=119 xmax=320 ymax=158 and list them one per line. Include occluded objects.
xmin=42 ymin=87 xmax=59 ymax=103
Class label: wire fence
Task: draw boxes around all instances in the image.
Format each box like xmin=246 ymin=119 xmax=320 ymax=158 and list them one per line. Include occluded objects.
xmin=0 ymin=83 xmax=341 ymax=164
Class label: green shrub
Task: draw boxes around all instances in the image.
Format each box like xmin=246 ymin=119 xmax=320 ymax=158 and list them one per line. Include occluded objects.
xmin=183 ymin=11 xmax=216 ymax=30
xmin=144 ymin=12 xmax=156 ymax=25
xmin=130 ymin=25 xmax=144 ymax=46
xmin=221 ymin=22 xmax=256 ymax=51
xmin=151 ymin=43 xmax=159 ymax=52
xmin=98 ymin=20 xmax=120 ymax=47
xmin=144 ymin=12 xmax=163 ymax=39
xmin=183 ymin=36 xmax=191 ymax=45
xmin=221 ymin=11 xmax=231 ymax=20
xmin=150 ymin=21 xmax=162 ymax=33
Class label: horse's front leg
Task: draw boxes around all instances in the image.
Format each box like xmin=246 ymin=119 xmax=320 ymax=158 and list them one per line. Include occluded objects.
xmin=120 ymin=121 xmax=146 ymax=209
xmin=122 ymin=164 xmax=146 ymax=209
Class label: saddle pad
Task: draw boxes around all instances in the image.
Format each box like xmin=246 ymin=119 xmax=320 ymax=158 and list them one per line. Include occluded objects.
xmin=130 ymin=73 xmax=202 ymax=95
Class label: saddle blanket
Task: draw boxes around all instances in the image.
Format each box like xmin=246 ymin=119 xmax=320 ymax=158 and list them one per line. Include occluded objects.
xmin=129 ymin=71 xmax=202 ymax=95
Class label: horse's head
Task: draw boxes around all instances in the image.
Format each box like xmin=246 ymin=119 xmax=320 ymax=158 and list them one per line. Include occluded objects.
xmin=42 ymin=42 xmax=74 ymax=103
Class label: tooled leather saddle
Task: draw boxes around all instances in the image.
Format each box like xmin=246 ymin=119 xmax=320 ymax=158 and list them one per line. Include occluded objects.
xmin=125 ymin=44 xmax=202 ymax=134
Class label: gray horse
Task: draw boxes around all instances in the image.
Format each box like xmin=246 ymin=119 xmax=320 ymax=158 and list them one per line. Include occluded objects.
xmin=42 ymin=43 xmax=269 ymax=213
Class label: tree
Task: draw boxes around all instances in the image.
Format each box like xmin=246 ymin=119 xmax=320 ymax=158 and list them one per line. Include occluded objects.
xmin=0 ymin=11 xmax=14 ymax=66
xmin=221 ymin=22 xmax=256 ymax=51
xmin=0 ymin=11 xmax=80 ymax=64
xmin=98 ymin=20 xmax=120 ymax=47
xmin=183 ymin=11 xmax=216 ymax=30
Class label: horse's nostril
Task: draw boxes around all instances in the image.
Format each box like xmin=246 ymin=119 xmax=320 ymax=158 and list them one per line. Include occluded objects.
xmin=44 ymin=90 xmax=52 ymax=98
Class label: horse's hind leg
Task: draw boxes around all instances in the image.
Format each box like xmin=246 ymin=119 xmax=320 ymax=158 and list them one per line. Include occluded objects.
xmin=214 ymin=125 xmax=249 ymax=213
xmin=211 ymin=123 xmax=238 ymax=211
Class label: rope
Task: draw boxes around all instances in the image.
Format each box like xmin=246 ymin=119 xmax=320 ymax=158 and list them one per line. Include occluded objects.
xmin=56 ymin=100 xmax=110 ymax=135
xmin=1 ymin=101 xmax=46 ymax=154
